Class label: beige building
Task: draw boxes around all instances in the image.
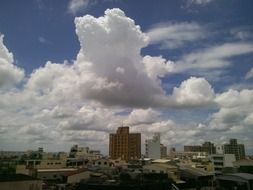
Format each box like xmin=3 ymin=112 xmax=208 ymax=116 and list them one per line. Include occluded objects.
xmin=109 ymin=126 xmax=141 ymax=161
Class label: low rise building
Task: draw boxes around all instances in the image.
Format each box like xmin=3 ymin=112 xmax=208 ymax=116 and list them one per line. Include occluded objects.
xmin=93 ymin=158 xmax=113 ymax=168
xmin=209 ymin=154 xmax=236 ymax=175
xmin=143 ymin=163 xmax=180 ymax=182
xmin=216 ymin=173 xmax=253 ymax=190
xmin=233 ymin=159 xmax=253 ymax=174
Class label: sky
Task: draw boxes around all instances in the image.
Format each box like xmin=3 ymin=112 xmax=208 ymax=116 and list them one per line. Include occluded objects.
xmin=0 ymin=0 xmax=253 ymax=154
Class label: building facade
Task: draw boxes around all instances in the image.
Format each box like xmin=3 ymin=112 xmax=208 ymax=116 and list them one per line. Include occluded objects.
xmin=184 ymin=141 xmax=216 ymax=154
xmin=215 ymin=144 xmax=224 ymax=154
xmin=145 ymin=133 xmax=161 ymax=159
xmin=160 ymin=144 xmax=167 ymax=158
xmin=224 ymin=139 xmax=245 ymax=160
xmin=109 ymin=126 xmax=141 ymax=161
xmin=202 ymin=141 xmax=216 ymax=154
xmin=209 ymin=154 xmax=236 ymax=175
xmin=184 ymin=145 xmax=202 ymax=152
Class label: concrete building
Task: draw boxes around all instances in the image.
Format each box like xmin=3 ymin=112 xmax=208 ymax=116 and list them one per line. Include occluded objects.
xmin=233 ymin=159 xmax=253 ymax=174
xmin=202 ymin=141 xmax=216 ymax=154
xmin=145 ymin=133 xmax=161 ymax=159
xmin=36 ymin=168 xmax=77 ymax=181
xmin=184 ymin=145 xmax=202 ymax=152
xmin=209 ymin=154 xmax=236 ymax=175
xmin=215 ymin=144 xmax=224 ymax=154
xmin=109 ymin=126 xmax=141 ymax=161
xmin=143 ymin=163 xmax=180 ymax=182
xmin=160 ymin=144 xmax=167 ymax=158
xmin=93 ymin=158 xmax=113 ymax=168
xmin=216 ymin=173 xmax=253 ymax=190
xmin=179 ymin=165 xmax=214 ymax=190
xmin=184 ymin=141 xmax=216 ymax=154
xmin=224 ymin=139 xmax=245 ymax=160
xmin=69 ymin=145 xmax=102 ymax=160
xmin=66 ymin=169 xmax=102 ymax=184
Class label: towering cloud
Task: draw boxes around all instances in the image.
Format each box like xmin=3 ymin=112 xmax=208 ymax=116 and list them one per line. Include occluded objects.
xmin=0 ymin=35 xmax=24 ymax=88
xmin=0 ymin=8 xmax=252 ymax=153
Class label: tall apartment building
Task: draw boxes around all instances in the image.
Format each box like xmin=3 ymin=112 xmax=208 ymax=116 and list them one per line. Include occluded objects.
xmin=160 ymin=144 xmax=167 ymax=158
xmin=216 ymin=144 xmax=224 ymax=154
xmin=184 ymin=145 xmax=202 ymax=152
xmin=184 ymin=141 xmax=216 ymax=154
xmin=202 ymin=141 xmax=216 ymax=154
xmin=145 ymin=133 xmax=161 ymax=159
xmin=109 ymin=126 xmax=141 ymax=161
xmin=224 ymin=139 xmax=245 ymax=160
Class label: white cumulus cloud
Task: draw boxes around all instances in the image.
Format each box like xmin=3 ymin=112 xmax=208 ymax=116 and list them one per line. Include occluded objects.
xmin=171 ymin=77 xmax=215 ymax=107
xmin=0 ymin=35 xmax=24 ymax=88
xmin=245 ymin=67 xmax=253 ymax=80
xmin=67 ymin=0 xmax=90 ymax=14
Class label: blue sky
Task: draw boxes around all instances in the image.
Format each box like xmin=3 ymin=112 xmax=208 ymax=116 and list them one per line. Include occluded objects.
xmin=0 ymin=0 xmax=253 ymax=154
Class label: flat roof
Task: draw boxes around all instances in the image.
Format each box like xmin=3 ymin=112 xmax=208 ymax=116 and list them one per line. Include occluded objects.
xmin=37 ymin=168 xmax=77 ymax=172
xmin=180 ymin=166 xmax=213 ymax=177
xmin=217 ymin=173 xmax=253 ymax=181
xmin=152 ymin=159 xmax=171 ymax=163
xmin=231 ymin=173 xmax=253 ymax=180
xmin=234 ymin=159 xmax=253 ymax=166
xmin=144 ymin=163 xmax=178 ymax=169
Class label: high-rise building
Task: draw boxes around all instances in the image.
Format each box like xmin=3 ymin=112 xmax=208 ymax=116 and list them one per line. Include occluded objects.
xmin=184 ymin=145 xmax=202 ymax=152
xmin=145 ymin=133 xmax=161 ymax=159
xmin=109 ymin=126 xmax=141 ymax=161
xmin=224 ymin=139 xmax=245 ymax=160
xmin=215 ymin=144 xmax=224 ymax=154
xmin=202 ymin=141 xmax=216 ymax=154
xmin=160 ymin=144 xmax=167 ymax=158
xmin=184 ymin=141 xmax=216 ymax=154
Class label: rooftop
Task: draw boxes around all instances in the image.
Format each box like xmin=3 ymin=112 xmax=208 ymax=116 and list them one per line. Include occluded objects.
xmin=152 ymin=159 xmax=171 ymax=164
xmin=37 ymin=168 xmax=77 ymax=172
xmin=234 ymin=159 xmax=253 ymax=166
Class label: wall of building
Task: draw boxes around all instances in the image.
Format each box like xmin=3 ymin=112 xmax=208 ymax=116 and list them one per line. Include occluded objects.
xmin=145 ymin=133 xmax=161 ymax=159
xmin=67 ymin=171 xmax=94 ymax=184
xmin=109 ymin=126 xmax=141 ymax=161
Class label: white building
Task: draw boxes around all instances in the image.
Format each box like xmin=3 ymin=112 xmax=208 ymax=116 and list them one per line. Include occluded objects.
xmin=145 ymin=133 xmax=161 ymax=159
xmin=209 ymin=154 xmax=236 ymax=175
xmin=215 ymin=144 xmax=224 ymax=154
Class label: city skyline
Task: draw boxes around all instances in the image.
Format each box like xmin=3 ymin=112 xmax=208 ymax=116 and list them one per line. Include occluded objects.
xmin=0 ymin=0 xmax=253 ymax=154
